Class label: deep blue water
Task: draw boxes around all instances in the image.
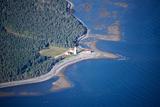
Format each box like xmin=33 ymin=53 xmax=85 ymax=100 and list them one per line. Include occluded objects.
xmin=1 ymin=0 xmax=160 ymax=107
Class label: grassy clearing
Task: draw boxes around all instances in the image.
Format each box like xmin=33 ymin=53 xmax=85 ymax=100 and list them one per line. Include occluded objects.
xmin=40 ymin=46 xmax=68 ymax=58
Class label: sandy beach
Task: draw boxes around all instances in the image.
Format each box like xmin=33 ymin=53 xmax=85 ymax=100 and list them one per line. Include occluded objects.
xmin=0 ymin=0 xmax=121 ymax=91
xmin=0 ymin=49 xmax=119 ymax=90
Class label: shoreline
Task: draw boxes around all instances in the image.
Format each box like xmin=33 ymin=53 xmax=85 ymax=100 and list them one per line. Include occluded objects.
xmin=0 ymin=0 xmax=121 ymax=90
xmin=0 ymin=50 xmax=119 ymax=89
xmin=0 ymin=0 xmax=89 ymax=89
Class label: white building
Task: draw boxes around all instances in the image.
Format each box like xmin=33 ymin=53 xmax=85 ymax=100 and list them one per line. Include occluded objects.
xmin=73 ymin=47 xmax=77 ymax=55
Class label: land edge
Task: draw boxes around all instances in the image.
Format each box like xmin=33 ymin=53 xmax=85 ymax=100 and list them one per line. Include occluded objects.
xmin=0 ymin=50 xmax=120 ymax=89
xmin=0 ymin=0 xmax=87 ymax=89
xmin=0 ymin=0 xmax=122 ymax=90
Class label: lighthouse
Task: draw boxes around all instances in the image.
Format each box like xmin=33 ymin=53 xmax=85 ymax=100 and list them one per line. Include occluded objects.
xmin=73 ymin=47 xmax=77 ymax=55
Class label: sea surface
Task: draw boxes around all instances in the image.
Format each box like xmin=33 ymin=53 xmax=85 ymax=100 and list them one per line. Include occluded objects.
xmin=0 ymin=0 xmax=160 ymax=107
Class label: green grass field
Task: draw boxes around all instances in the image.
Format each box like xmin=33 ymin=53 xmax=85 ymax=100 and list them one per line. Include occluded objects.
xmin=40 ymin=46 xmax=68 ymax=58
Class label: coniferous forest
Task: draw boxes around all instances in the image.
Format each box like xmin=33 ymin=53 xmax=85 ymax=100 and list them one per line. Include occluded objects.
xmin=0 ymin=0 xmax=87 ymax=83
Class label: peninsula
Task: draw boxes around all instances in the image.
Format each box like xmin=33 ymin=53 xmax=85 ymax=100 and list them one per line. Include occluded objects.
xmin=0 ymin=0 xmax=122 ymax=91
xmin=0 ymin=36 xmax=120 ymax=89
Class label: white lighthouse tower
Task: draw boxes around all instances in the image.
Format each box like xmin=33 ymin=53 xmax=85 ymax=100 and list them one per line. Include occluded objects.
xmin=73 ymin=47 xmax=77 ymax=55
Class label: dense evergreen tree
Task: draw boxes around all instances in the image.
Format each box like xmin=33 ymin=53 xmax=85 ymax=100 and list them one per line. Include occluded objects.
xmin=0 ymin=0 xmax=87 ymax=83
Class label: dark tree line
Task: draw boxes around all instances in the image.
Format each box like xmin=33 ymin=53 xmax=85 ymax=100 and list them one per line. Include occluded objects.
xmin=0 ymin=0 xmax=87 ymax=83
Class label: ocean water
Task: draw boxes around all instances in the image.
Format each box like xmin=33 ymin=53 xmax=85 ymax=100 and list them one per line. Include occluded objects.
xmin=0 ymin=0 xmax=160 ymax=107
